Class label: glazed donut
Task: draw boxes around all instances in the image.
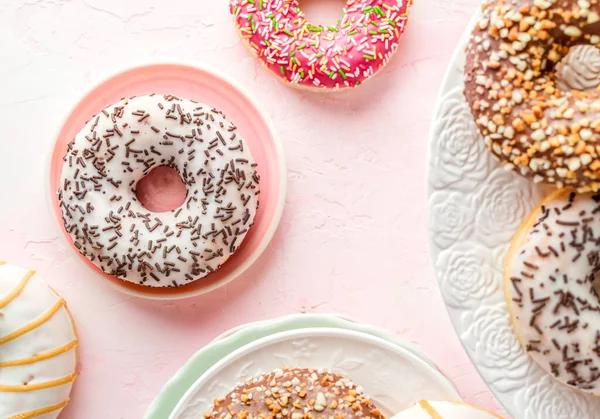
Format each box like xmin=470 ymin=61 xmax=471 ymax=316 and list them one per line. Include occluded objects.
xmin=230 ymin=0 xmax=412 ymax=91
xmin=205 ymin=367 xmax=384 ymax=419
xmin=58 ymin=94 xmax=260 ymax=288
xmin=464 ymin=0 xmax=600 ymax=191
xmin=505 ymin=188 xmax=600 ymax=392
xmin=0 ymin=262 xmax=78 ymax=419
xmin=392 ymin=401 xmax=502 ymax=419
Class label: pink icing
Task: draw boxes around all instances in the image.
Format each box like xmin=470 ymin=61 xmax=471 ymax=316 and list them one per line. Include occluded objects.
xmin=230 ymin=0 xmax=412 ymax=90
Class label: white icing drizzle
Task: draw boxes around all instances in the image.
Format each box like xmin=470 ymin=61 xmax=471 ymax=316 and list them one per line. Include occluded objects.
xmin=506 ymin=191 xmax=600 ymax=392
xmin=0 ymin=263 xmax=78 ymax=419
xmin=392 ymin=400 xmax=502 ymax=419
xmin=58 ymin=95 xmax=260 ymax=288
xmin=556 ymin=45 xmax=600 ymax=93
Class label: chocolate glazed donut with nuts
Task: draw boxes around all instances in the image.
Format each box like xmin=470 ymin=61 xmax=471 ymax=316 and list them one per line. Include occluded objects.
xmin=204 ymin=368 xmax=385 ymax=419
xmin=464 ymin=0 xmax=600 ymax=190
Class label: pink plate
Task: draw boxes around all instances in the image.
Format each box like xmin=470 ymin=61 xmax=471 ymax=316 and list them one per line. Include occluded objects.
xmin=48 ymin=63 xmax=286 ymax=299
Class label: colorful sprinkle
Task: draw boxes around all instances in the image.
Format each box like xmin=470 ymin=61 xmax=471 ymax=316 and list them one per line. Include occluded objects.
xmin=229 ymin=0 xmax=412 ymax=90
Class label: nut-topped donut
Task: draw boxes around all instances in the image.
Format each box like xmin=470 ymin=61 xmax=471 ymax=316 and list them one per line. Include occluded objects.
xmin=464 ymin=0 xmax=600 ymax=190
xmin=505 ymin=189 xmax=600 ymax=393
xmin=58 ymin=94 xmax=260 ymax=288
xmin=205 ymin=367 xmax=385 ymax=419
xmin=230 ymin=0 xmax=412 ymax=91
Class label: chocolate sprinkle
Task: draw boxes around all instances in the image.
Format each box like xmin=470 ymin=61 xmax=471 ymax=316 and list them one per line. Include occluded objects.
xmin=507 ymin=191 xmax=600 ymax=393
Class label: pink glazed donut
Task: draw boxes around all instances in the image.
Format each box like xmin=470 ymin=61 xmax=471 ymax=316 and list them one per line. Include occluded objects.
xmin=230 ymin=0 xmax=412 ymax=91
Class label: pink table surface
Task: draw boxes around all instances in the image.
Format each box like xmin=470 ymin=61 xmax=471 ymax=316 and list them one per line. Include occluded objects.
xmin=0 ymin=0 xmax=507 ymax=418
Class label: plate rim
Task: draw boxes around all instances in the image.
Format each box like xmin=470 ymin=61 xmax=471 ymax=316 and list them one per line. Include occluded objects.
xmin=144 ymin=314 xmax=461 ymax=419
xmin=425 ymin=9 xmax=519 ymax=417
xmin=45 ymin=60 xmax=287 ymax=300
xmin=171 ymin=327 xmax=462 ymax=419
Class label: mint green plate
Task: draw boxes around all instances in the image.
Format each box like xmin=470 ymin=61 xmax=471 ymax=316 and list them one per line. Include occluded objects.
xmin=144 ymin=314 xmax=458 ymax=419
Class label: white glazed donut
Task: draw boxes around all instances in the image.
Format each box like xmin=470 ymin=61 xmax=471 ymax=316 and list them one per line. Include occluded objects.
xmin=58 ymin=94 xmax=260 ymax=288
xmin=505 ymin=189 xmax=600 ymax=393
xmin=392 ymin=401 xmax=502 ymax=419
xmin=0 ymin=262 xmax=78 ymax=419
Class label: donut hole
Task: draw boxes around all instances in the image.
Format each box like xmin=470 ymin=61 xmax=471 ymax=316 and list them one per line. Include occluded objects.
xmin=135 ymin=166 xmax=187 ymax=213
xmin=299 ymin=0 xmax=347 ymax=26
xmin=555 ymin=45 xmax=600 ymax=93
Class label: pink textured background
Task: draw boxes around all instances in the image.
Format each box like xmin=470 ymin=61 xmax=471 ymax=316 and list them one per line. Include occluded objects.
xmin=0 ymin=0 xmax=506 ymax=418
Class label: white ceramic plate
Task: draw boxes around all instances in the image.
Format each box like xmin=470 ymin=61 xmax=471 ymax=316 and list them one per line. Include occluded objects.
xmin=145 ymin=314 xmax=457 ymax=419
xmin=170 ymin=327 xmax=462 ymax=419
xmin=427 ymin=11 xmax=598 ymax=419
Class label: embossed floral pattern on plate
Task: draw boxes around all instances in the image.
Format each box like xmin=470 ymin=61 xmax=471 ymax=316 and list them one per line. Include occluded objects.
xmin=427 ymin=12 xmax=600 ymax=419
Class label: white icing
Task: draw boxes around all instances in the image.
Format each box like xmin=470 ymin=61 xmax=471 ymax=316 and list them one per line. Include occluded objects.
xmin=58 ymin=95 xmax=260 ymax=288
xmin=392 ymin=401 xmax=501 ymax=419
xmin=506 ymin=191 xmax=600 ymax=393
xmin=556 ymin=45 xmax=600 ymax=93
xmin=0 ymin=263 xmax=77 ymax=419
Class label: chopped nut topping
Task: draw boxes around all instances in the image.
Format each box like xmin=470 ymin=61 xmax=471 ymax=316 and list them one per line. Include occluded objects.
xmin=204 ymin=368 xmax=383 ymax=419
xmin=465 ymin=0 xmax=600 ymax=191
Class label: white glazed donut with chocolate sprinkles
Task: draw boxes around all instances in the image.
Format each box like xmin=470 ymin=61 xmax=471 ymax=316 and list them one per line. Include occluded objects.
xmin=505 ymin=188 xmax=600 ymax=393
xmin=58 ymin=94 xmax=260 ymax=288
